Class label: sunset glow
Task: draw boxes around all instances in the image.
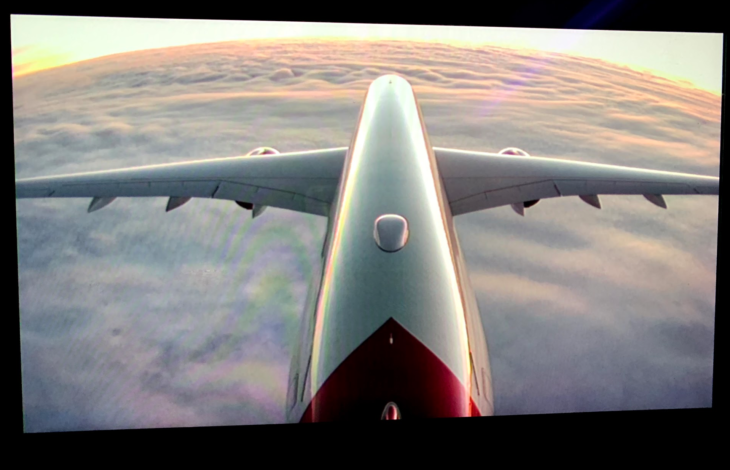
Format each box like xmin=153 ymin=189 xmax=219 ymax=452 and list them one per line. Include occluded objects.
xmin=11 ymin=15 xmax=723 ymax=94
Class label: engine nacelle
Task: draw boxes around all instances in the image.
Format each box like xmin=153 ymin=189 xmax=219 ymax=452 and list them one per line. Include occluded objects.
xmin=245 ymin=147 xmax=280 ymax=156
xmin=236 ymin=147 xmax=279 ymax=218
xmin=498 ymin=147 xmax=530 ymax=156
xmin=500 ymin=148 xmax=539 ymax=212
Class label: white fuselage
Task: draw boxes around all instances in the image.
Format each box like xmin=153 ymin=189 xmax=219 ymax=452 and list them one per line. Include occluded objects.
xmin=285 ymin=74 xmax=494 ymax=422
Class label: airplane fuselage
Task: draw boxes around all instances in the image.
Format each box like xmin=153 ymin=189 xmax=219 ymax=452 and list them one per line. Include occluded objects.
xmin=285 ymin=74 xmax=494 ymax=422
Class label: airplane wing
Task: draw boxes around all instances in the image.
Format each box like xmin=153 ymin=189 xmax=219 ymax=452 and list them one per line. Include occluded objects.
xmin=15 ymin=148 xmax=348 ymax=217
xmin=434 ymin=148 xmax=720 ymax=216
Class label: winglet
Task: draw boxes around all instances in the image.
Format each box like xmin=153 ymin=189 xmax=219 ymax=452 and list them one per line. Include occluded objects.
xmin=166 ymin=196 xmax=192 ymax=212
xmin=579 ymin=194 xmax=602 ymax=209
xmin=643 ymin=194 xmax=667 ymax=209
xmin=510 ymin=203 xmax=525 ymax=216
xmin=88 ymin=197 xmax=116 ymax=213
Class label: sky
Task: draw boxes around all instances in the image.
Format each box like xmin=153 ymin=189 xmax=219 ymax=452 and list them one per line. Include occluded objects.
xmin=12 ymin=24 xmax=720 ymax=431
xmin=10 ymin=15 xmax=724 ymax=94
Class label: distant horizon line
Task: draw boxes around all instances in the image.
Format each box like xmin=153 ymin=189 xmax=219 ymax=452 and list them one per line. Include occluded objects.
xmin=11 ymin=38 xmax=716 ymax=95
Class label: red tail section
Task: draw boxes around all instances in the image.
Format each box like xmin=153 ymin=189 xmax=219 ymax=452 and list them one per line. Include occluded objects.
xmin=301 ymin=318 xmax=480 ymax=422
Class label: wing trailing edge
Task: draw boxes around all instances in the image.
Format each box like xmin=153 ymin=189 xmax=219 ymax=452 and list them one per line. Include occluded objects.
xmin=15 ymin=147 xmax=348 ymax=217
xmin=434 ymin=147 xmax=718 ymax=216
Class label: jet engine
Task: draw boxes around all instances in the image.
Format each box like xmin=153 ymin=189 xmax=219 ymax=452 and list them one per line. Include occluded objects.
xmin=498 ymin=147 xmax=530 ymax=157
xmin=245 ymin=146 xmax=280 ymax=156
xmin=236 ymin=147 xmax=281 ymax=217
xmin=498 ymin=148 xmax=540 ymax=214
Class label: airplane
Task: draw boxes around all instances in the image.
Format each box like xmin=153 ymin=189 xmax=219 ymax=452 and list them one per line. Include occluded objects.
xmin=14 ymin=73 xmax=720 ymax=423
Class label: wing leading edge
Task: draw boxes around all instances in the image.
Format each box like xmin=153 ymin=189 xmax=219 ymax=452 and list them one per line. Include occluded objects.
xmin=434 ymin=148 xmax=719 ymax=216
xmin=15 ymin=148 xmax=348 ymax=217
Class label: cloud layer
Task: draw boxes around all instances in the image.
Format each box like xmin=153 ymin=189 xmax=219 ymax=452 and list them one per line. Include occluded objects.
xmin=14 ymin=39 xmax=719 ymax=430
